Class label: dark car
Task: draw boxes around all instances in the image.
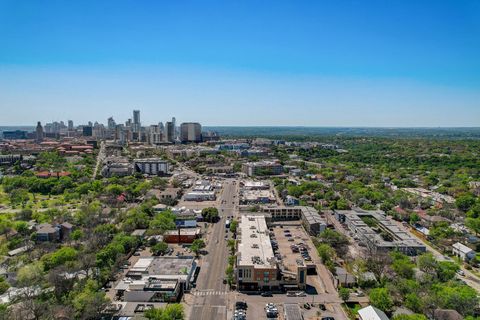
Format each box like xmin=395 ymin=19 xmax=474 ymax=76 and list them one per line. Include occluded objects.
xmin=321 ymin=318 xmax=334 ymax=320
xmin=235 ymin=301 xmax=247 ymax=310
xmin=261 ymin=291 xmax=273 ymax=297
xmin=319 ymin=304 xmax=327 ymax=311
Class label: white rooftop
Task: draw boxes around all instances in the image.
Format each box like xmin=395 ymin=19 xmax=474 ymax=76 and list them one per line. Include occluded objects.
xmin=358 ymin=306 xmax=389 ymax=320
xmin=237 ymin=215 xmax=276 ymax=269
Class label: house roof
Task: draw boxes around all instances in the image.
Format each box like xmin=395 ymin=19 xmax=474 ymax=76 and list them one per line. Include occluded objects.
xmin=453 ymin=242 xmax=474 ymax=254
xmin=358 ymin=306 xmax=389 ymax=320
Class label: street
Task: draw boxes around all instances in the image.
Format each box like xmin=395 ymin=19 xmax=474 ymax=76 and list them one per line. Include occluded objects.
xmin=188 ymin=179 xmax=238 ymax=320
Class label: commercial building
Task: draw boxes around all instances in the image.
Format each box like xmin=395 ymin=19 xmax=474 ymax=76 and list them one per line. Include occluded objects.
xmin=241 ymin=180 xmax=270 ymax=190
xmin=260 ymin=206 xmax=327 ymax=236
xmin=240 ymin=190 xmax=276 ymax=205
xmin=2 ymin=130 xmax=27 ymax=140
xmin=115 ymin=256 xmax=197 ymax=302
xmin=236 ymin=215 xmax=307 ymax=291
xmin=134 ymin=158 xmax=169 ymax=176
xmin=163 ymin=228 xmax=200 ymax=243
xmin=184 ymin=191 xmax=216 ymax=201
xmin=180 ymin=122 xmax=202 ymax=143
xmin=334 ymin=209 xmax=426 ymax=255
xmin=236 ymin=215 xmax=280 ymax=291
xmin=242 ymin=161 xmax=283 ymax=177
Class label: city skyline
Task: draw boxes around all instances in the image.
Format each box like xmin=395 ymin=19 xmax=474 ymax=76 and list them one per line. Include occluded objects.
xmin=1 ymin=1 xmax=479 ymax=127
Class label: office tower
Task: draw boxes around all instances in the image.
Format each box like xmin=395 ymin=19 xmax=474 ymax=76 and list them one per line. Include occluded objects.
xmin=180 ymin=122 xmax=202 ymax=143
xmin=172 ymin=117 xmax=177 ymax=139
xmin=133 ymin=110 xmax=141 ymax=133
xmin=68 ymin=120 xmax=74 ymax=131
xmin=108 ymin=117 xmax=116 ymax=130
xmin=158 ymin=122 xmax=164 ymax=131
xmin=35 ymin=122 xmax=44 ymax=143
xmin=165 ymin=121 xmax=174 ymax=143
xmin=82 ymin=126 xmax=93 ymax=137
xmin=88 ymin=121 xmax=93 ymax=127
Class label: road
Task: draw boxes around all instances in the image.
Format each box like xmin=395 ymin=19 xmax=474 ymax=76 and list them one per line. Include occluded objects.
xmin=92 ymin=140 xmax=105 ymax=180
xmin=189 ymin=179 xmax=238 ymax=320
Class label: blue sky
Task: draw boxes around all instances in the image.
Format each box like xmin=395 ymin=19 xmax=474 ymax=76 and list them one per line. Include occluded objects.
xmin=0 ymin=0 xmax=479 ymax=126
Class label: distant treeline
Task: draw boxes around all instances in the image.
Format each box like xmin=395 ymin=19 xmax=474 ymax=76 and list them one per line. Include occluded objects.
xmin=204 ymin=126 xmax=480 ymax=140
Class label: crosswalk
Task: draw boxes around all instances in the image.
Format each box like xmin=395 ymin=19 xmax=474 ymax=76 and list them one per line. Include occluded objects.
xmin=192 ymin=290 xmax=229 ymax=296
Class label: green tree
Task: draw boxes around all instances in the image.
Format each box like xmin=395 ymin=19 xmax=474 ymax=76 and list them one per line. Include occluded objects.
xmin=229 ymin=219 xmax=238 ymax=233
xmin=437 ymin=261 xmax=459 ymax=282
xmin=201 ymin=207 xmax=219 ymax=222
xmin=316 ymin=243 xmax=335 ymax=263
xmin=151 ymin=241 xmax=169 ymax=256
xmin=456 ymin=194 xmax=476 ymax=212
xmin=369 ymin=288 xmax=393 ymax=312
xmin=144 ymin=304 xmax=184 ymax=320
xmin=339 ymin=287 xmax=350 ymax=302
xmin=434 ymin=283 xmax=478 ymax=316
xmin=72 ymin=280 xmax=110 ymax=319
xmin=465 ymin=217 xmax=480 ymax=236
xmin=42 ymin=246 xmax=78 ymax=270
xmin=191 ymin=239 xmax=206 ymax=256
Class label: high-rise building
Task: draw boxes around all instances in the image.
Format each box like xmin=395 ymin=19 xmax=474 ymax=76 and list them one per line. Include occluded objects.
xmin=165 ymin=122 xmax=174 ymax=143
xmin=108 ymin=117 xmax=116 ymax=130
xmin=180 ymin=122 xmax=202 ymax=143
xmin=68 ymin=120 xmax=74 ymax=131
xmin=36 ymin=121 xmax=44 ymax=143
xmin=172 ymin=117 xmax=177 ymax=139
xmin=133 ymin=110 xmax=141 ymax=134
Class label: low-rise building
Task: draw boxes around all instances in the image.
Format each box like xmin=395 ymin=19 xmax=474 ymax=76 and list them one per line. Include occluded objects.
xmin=242 ymin=161 xmax=283 ymax=177
xmin=184 ymin=191 xmax=216 ymax=201
xmin=335 ymin=209 xmax=426 ymax=256
xmin=115 ymin=256 xmax=197 ymax=302
xmin=452 ymin=242 xmax=475 ymax=261
xmin=163 ymin=228 xmax=200 ymax=243
xmin=261 ymin=206 xmax=327 ymax=236
xmin=134 ymin=158 xmax=169 ymax=176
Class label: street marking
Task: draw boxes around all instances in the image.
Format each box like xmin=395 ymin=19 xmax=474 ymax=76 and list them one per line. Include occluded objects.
xmin=193 ymin=290 xmax=229 ymax=296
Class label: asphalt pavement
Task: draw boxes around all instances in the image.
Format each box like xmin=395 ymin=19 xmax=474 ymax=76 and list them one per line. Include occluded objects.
xmin=189 ymin=179 xmax=238 ymax=320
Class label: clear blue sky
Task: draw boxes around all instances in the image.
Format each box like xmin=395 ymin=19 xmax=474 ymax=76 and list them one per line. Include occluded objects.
xmin=0 ymin=0 xmax=479 ymax=126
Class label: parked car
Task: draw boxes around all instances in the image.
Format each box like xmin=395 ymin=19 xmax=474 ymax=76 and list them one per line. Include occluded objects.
xmin=261 ymin=291 xmax=273 ymax=297
xmin=295 ymin=291 xmax=306 ymax=297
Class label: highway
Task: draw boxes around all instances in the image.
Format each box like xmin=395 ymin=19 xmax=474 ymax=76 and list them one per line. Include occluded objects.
xmin=189 ymin=179 xmax=238 ymax=320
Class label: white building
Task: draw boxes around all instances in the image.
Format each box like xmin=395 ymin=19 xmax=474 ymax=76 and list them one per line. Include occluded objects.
xmin=358 ymin=306 xmax=389 ymax=320
xmin=452 ymin=242 xmax=475 ymax=261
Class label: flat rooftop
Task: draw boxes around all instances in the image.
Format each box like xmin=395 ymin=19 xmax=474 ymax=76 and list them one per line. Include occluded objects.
xmin=238 ymin=215 xmax=276 ymax=269
xmin=130 ymin=256 xmax=195 ymax=276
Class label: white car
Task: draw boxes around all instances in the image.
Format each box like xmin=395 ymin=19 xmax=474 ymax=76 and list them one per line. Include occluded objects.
xmin=295 ymin=291 xmax=306 ymax=297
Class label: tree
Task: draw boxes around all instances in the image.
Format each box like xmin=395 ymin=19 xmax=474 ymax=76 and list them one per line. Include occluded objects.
xmin=433 ymin=283 xmax=478 ymax=316
xmin=339 ymin=287 xmax=350 ymax=302
xmin=392 ymin=315 xmax=427 ymax=320
xmin=191 ymin=239 xmax=206 ymax=256
xmin=17 ymin=262 xmax=44 ymax=287
xmin=316 ymin=243 xmax=335 ymax=263
xmin=391 ymin=252 xmax=415 ymax=279
xmin=144 ymin=304 xmax=184 ymax=320
xmin=152 ymin=241 xmax=169 ymax=256
xmin=229 ymin=220 xmax=238 ymax=233
xmin=437 ymin=261 xmax=459 ymax=282
xmin=70 ymin=229 xmax=84 ymax=241
xmin=201 ymin=207 xmax=219 ymax=222
xmin=465 ymin=217 xmax=480 ymax=236
xmin=417 ymin=252 xmax=438 ymax=276
xmin=369 ymin=288 xmax=393 ymax=312
xmin=456 ymin=194 xmax=476 ymax=212
xmin=72 ymin=280 xmax=109 ymax=320
xmin=41 ymin=246 xmax=78 ymax=270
